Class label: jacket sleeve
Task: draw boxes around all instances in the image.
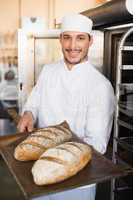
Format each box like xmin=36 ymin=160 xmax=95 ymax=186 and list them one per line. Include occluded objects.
xmin=22 ymin=66 xmax=47 ymax=122
xmin=83 ymin=82 xmax=115 ymax=154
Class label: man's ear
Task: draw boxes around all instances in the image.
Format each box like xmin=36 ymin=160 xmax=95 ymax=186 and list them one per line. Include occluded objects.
xmin=89 ymin=36 xmax=93 ymax=46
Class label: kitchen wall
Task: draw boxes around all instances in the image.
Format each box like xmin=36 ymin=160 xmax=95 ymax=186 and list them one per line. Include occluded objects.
xmin=0 ymin=0 xmax=18 ymax=61
xmin=0 ymin=0 xmax=48 ymax=69
xmin=0 ymin=0 xmax=19 ymax=33
xmin=20 ymin=0 xmax=49 ymax=26
xmin=0 ymin=0 xmax=107 ymax=32
xmin=54 ymin=0 xmax=96 ymax=24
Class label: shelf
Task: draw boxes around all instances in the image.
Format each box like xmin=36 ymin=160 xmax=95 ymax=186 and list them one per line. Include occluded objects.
xmin=115 ymin=152 xmax=133 ymax=169
xmin=112 ymin=27 xmax=133 ymax=200
xmin=119 ymin=84 xmax=133 ymax=89
xmin=119 ymin=107 xmax=133 ymax=117
xmin=115 ymin=141 xmax=133 ymax=173
xmin=122 ymin=46 xmax=133 ymax=51
xmin=115 ymin=152 xmax=133 ymax=189
xmin=121 ymin=65 xmax=133 ymax=70
xmin=119 ymin=102 xmax=133 ymax=111
xmin=119 ymin=102 xmax=133 ymax=117
xmin=115 ymin=137 xmax=133 ymax=154
xmin=118 ymin=120 xmax=133 ymax=131
xmin=114 ymin=185 xmax=133 ymax=199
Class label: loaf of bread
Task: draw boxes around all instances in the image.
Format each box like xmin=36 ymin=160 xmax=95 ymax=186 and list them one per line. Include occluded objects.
xmin=32 ymin=142 xmax=92 ymax=185
xmin=14 ymin=121 xmax=72 ymax=161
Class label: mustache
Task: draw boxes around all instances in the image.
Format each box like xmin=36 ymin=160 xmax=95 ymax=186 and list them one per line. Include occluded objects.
xmin=65 ymin=49 xmax=81 ymax=52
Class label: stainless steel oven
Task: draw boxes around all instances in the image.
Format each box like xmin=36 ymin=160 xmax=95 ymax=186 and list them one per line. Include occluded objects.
xmin=18 ymin=29 xmax=61 ymax=112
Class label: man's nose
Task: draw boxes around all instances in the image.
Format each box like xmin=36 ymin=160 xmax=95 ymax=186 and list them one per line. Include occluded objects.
xmin=70 ymin=38 xmax=77 ymax=49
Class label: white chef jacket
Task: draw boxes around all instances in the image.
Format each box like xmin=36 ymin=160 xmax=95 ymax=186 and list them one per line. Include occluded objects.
xmin=23 ymin=59 xmax=115 ymax=200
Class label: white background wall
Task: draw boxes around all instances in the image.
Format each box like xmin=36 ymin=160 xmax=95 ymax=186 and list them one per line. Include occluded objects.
xmin=54 ymin=0 xmax=96 ymax=24
xmin=0 ymin=0 xmax=19 ymax=33
xmin=0 ymin=0 xmax=107 ymax=33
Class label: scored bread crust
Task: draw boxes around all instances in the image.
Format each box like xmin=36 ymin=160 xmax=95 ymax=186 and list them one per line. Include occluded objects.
xmin=31 ymin=142 xmax=92 ymax=185
xmin=14 ymin=121 xmax=72 ymax=161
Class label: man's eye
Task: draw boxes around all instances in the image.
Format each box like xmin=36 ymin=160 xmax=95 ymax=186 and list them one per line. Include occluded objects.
xmin=63 ymin=36 xmax=70 ymax=40
xmin=78 ymin=37 xmax=85 ymax=40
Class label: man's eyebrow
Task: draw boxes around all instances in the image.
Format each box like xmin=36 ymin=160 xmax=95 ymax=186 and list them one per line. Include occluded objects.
xmin=62 ymin=34 xmax=86 ymax=37
xmin=62 ymin=34 xmax=71 ymax=36
xmin=77 ymin=34 xmax=86 ymax=37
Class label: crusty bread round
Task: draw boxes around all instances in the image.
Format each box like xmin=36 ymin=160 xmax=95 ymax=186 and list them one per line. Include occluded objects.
xmin=32 ymin=142 xmax=92 ymax=185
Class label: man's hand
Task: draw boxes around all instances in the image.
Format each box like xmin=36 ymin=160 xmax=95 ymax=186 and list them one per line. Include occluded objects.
xmin=17 ymin=111 xmax=34 ymax=133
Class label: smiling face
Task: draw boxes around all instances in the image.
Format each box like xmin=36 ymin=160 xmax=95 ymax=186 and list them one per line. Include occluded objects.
xmin=60 ymin=31 xmax=93 ymax=70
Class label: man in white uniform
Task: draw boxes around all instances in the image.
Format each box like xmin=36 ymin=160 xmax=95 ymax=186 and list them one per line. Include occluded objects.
xmin=18 ymin=14 xmax=115 ymax=200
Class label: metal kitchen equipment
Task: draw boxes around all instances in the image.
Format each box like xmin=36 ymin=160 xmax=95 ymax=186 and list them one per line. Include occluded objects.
xmin=81 ymin=0 xmax=133 ymax=29
xmin=111 ymin=27 xmax=133 ymax=200
xmin=18 ymin=29 xmax=61 ymax=112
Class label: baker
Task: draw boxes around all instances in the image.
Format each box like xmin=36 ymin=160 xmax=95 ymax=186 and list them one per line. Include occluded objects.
xmin=17 ymin=13 xmax=115 ymax=200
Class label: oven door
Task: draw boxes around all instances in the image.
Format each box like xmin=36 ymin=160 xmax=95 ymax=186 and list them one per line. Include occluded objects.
xmin=18 ymin=29 xmax=61 ymax=112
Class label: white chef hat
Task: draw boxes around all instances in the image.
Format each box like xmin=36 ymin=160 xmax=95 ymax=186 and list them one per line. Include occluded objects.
xmin=61 ymin=14 xmax=93 ymax=35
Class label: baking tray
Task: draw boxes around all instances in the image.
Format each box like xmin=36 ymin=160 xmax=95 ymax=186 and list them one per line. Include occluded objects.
xmin=0 ymin=133 xmax=128 ymax=200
